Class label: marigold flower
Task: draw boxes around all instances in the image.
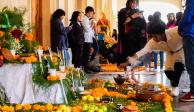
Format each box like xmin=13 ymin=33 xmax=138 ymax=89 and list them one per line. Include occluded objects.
xmin=15 ymin=104 xmax=23 ymax=110
xmin=23 ymin=104 xmax=31 ymax=110
xmin=25 ymin=33 xmax=33 ymax=41
xmin=45 ymin=104 xmax=53 ymax=111
xmin=40 ymin=105 xmax=45 ymax=111
xmin=53 ymin=106 xmax=59 ymax=110
xmin=1 ymin=105 xmax=8 ymax=111
xmin=32 ymin=104 xmax=41 ymax=110
xmin=7 ymin=106 xmax=14 ymax=112
xmin=0 ymin=31 xmax=4 ymax=37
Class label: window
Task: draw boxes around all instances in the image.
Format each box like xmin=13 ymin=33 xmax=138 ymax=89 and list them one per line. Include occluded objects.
xmin=139 ymin=1 xmax=180 ymax=23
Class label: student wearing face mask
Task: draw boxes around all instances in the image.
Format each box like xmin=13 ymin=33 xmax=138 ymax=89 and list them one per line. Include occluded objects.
xmin=119 ymin=23 xmax=185 ymax=97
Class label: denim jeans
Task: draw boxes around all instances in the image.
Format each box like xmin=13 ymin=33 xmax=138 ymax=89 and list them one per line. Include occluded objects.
xmin=153 ymin=51 xmax=164 ymax=69
xmin=90 ymin=38 xmax=99 ymax=61
xmin=64 ymin=48 xmax=70 ymax=67
xmin=183 ymin=37 xmax=194 ymax=94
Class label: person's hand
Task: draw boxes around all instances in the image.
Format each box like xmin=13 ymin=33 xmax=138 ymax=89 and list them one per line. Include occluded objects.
xmin=127 ymin=56 xmax=137 ymax=65
xmin=124 ymin=17 xmax=132 ymax=24
xmin=118 ymin=62 xmax=128 ymax=68
xmin=131 ymin=12 xmax=141 ymax=19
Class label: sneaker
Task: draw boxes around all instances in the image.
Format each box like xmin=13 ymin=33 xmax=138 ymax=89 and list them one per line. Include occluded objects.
xmin=171 ymin=87 xmax=179 ymax=97
xmin=180 ymin=92 xmax=194 ymax=102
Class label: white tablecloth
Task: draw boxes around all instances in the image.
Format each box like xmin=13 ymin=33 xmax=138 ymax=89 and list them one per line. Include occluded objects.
xmin=0 ymin=64 xmax=64 ymax=104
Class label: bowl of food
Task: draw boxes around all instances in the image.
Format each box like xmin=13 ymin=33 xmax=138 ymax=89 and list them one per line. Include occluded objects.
xmin=114 ymin=74 xmax=126 ymax=85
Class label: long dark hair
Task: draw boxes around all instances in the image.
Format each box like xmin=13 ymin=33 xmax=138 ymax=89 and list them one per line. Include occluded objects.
xmin=69 ymin=11 xmax=81 ymax=25
xmin=51 ymin=9 xmax=65 ymax=20
xmin=126 ymin=0 xmax=136 ymax=10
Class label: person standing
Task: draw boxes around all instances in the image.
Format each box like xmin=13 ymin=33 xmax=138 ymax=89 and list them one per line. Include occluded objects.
xmin=175 ymin=12 xmax=183 ymax=26
xmin=167 ymin=13 xmax=176 ymax=28
xmin=69 ymin=11 xmax=84 ymax=68
xmin=178 ymin=0 xmax=194 ymax=102
xmin=50 ymin=9 xmax=72 ymax=66
xmin=117 ymin=0 xmax=147 ymax=64
xmin=82 ymin=6 xmax=95 ymax=73
xmin=148 ymin=11 xmax=166 ymax=70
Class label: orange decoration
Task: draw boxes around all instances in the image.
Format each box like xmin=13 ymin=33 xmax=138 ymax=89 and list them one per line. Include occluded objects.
xmin=0 ymin=31 xmax=4 ymax=37
xmin=25 ymin=33 xmax=33 ymax=41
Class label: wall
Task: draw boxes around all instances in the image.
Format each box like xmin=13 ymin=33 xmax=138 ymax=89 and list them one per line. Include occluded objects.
xmin=0 ymin=0 xmax=183 ymax=46
xmin=0 ymin=0 xmax=32 ymax=24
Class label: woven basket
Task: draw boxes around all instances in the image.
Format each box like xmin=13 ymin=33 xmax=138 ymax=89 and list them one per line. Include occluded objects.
xmin=137 ymin=91 xmax=165 ymax=102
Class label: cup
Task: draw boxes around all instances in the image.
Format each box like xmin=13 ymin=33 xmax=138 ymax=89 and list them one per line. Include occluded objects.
xmin=37 ymin=49 xmax=43 ymax=56
xmin=59 ymin=66 xmax=65 ymax=72
xmin=49 ymin=68 xmax=56 ymax=76
xmin=78 ymin=86 xmax=84 ymax=92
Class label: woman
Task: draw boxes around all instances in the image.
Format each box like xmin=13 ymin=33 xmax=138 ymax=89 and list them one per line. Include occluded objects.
xmin=118 ymin=0 xmax=147 ymax=64
xmin=167 ymin=13 xmax=176 ymax=28
xmin=69 ymin=11 xmax=84 ymax=68
xmin=50 ymin=9 xmax=72 ymax=66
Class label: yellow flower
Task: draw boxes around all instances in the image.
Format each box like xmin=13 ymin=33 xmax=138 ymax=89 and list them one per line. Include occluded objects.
xmin=23 ymin=104 xmax=31 ymax=110
xmin=40 ymin=105 xmax=45 ymax=111
xmin=32 ymin=104 xmax=41 ymax=110
xmin=0 ymin=31 xmax=4 ymax=37
xmin=15 ymin=104 xmax=23 ymax=110
xmin=59 ymin=105 xmax=67 ymax=110
xmin=45 ymin=104 xmax=53 ymax=111
xmin=7 ymin=106 xmax=14 ymax=112
xmin=1 ymin=105 xmax=8 ymax=111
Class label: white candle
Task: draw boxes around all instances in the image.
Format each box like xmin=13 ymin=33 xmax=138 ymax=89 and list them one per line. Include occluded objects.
xmin=49 ymin=48 xmax=53 ymax=60
xmin=77 ymin=68 xmax=82 ymax=87
xmin=59 ymin=78 xmax=68 ymax=104
xmin=57 ymin=47 xmax=60 ymax=57
xmin=71 ymin=70 xmax=75 ymax=92
xmin=62 ymin=48 xmax=65 ymax=66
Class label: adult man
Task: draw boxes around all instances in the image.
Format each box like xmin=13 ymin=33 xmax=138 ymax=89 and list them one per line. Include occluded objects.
xmin=82 ymin=6 xmax=95 ymax=73
xmin=178 ymin=0 xmax=194 ymax=101
xmin=120 ymin=23 xmax=185 ymax=96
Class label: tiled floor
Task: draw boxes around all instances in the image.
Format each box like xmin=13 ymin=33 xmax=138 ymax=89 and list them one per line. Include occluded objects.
xmin=87 ymin=70 xmax=194 ymax=112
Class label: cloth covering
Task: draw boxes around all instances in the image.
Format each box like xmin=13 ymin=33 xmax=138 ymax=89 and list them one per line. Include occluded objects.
xmin=0 ymin=64 xmax=65 ymax=104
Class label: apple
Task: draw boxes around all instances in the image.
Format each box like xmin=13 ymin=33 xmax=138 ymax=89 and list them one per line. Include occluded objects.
xmin=97 ymin=109 xmax=103 ymax=112
xmin=82 ymin=104 xmax=88 ymax=111
xmin=101 ymin=106 xmax=107 ymax=112
xmin=56 ymin=110 xmax=62 ymax=112
xmin=88 ymin=96 xmax=94 ymax=102
xmin=88 ymin=109 xmax=95 ymax=112
xmin=95 ymin=97 xmax=101 ymax=102
xmin=82 ymin=96 xmax=88 ymax=101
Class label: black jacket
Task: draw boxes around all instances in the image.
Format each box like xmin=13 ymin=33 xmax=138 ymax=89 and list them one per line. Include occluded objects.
xmin=70 ymin=22 xmax=85 ymax=46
